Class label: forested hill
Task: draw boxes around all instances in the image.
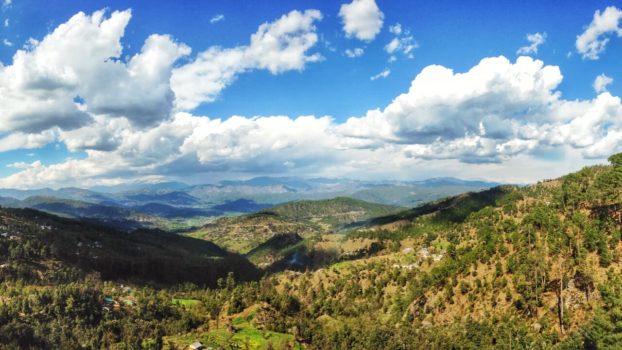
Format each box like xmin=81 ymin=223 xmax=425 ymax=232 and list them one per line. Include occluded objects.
xmin=368 ymin=185 xmax=515 ymax=226
xmin=263 ymin=196 xmax=403 ymax=225
xmin=0 ymin=207 xmax=260 ymax=287
xmin=293 ymin=153 xmax=622 ymax=348
xmin=190 ymin=197 xmax=403 ymax=254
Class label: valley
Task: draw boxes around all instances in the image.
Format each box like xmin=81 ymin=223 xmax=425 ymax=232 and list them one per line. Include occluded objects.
xmin=0 ymin=177 xmax=497 ymax=233
xmin=1 ymin=155 xmax=622 ymax=348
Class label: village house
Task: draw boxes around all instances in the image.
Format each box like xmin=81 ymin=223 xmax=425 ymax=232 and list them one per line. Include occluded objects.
xmin=188 ymin=341 xmax=204 ymax=350
xmin=392 ymin=263 xmax=418 ymax=270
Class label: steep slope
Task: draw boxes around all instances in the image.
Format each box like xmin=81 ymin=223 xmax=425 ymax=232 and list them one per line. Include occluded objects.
xmin=0 ymin=207 xmax=260 ymax=286
xmin=368 ymin=185 xmax=514 ymax=226
xmin=256 ymin=154 xmax=622 ymax=348
xmin=245 ymin=233 xmax=305 ymax=266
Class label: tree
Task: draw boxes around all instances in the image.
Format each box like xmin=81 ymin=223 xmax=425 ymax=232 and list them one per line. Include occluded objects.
xmin=595 ymin=153 xmax=622 ymax=204
xmin=608 ymin=152 xmax=622 ymax=167
xmin=583 ymin=272 xmax=622 ymax=348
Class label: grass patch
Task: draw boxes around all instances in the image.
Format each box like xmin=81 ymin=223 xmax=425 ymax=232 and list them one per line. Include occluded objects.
xmin=232 ymin=316 xmax=250 ymax=328
xmin=232 ymin=328 xmax=299 ymax=350
xmin=171 ymin=298 xmax=201 ymax=307
xmin=331 ymin=260 xmax=354 ymax=269
xmin=164 ymin=326 xmax=300 ymax=350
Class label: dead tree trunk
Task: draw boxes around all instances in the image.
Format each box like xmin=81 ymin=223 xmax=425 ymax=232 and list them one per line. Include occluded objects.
xmin=558 ymin=258 xmax=565 ymax=335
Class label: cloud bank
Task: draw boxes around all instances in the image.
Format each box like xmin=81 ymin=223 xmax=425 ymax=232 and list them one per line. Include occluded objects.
xmin=1 ymin=8 xmax=622 ymax=188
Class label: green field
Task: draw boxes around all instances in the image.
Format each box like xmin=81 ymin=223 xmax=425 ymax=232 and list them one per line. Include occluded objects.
xmin=164 ymin=313 xmax=300 ymax=350
xmin=171 ymin=298 xmax=202 ymax=307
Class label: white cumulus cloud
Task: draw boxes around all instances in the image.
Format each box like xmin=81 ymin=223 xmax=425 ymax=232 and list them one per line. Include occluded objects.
xmin=384 ymin=23 xmax=417 ymax=61
xmin=6 ymin=55 xmax=622 ymax=187
xmin=517 ymin=32 xmax=546 ymax=55
xmin=345 ymin=47 xmax=364 ymax=58
xmin=341 ymin=56 xmax=622 ymax=164
xmin=171 ymin=9 xmax=323 ymax=110
xmin=0 ymin=9 xmax=190 ymax=133
xmin=576 ymin=6 xmax=622 ymax=60
xmin=370 ymin=68 xmax=390 ymax=80
xmin=210 ymin=14 xmax=225 ymax=24
xmin=339 ymin=0 xmax=384 ymax=41
xmin=0 ymin=130 xmax=57 ymax=153
xmin=0 ymin=8 xmax=324 ymax=140
xmin=3 ymin=8 xmax=622 ymax=188
xmin=593 ymin=73 xmax=613 ymax=93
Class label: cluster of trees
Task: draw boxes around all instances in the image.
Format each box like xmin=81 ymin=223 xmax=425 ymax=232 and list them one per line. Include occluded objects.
xmin=0 ymin=282 xmax=183 ymax=349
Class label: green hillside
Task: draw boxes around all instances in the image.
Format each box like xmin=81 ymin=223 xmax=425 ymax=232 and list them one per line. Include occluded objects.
xmin=264 ymin=153 xmax=622 ymax=348
xmin=245 ymin=233 xmax=306 ymax=267
xmin=0 ymin=207 xmax=259 ymax=287
xmin=190 ymin=197 xmax=402 ymax=254
xmin=189 ymin=212 xmax=317 ymax=254
xmin=368 ymin=185 xmax=514 ymax=226
xmin=3 ymin=154 xmax=622 ymax=349
xmin=180 ymin=153 xmax=622 ymax=349
xmin=263 ymin=196 xmax=404 ymax=227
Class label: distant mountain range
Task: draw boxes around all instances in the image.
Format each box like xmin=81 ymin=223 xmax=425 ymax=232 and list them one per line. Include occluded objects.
xmin=0 ymin=176 xmax=500 ymax=230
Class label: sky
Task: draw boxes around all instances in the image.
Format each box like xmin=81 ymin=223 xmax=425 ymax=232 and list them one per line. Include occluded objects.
xmin=1 ymin=0 xmax=622 ymax=188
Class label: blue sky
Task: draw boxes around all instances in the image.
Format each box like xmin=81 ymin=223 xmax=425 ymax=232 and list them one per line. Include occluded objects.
xmin=1 ymin=0 xmax=622 ymax=188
